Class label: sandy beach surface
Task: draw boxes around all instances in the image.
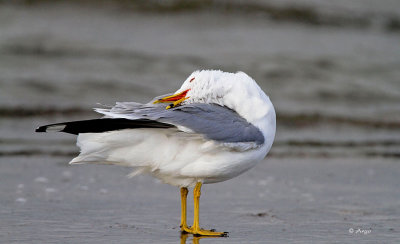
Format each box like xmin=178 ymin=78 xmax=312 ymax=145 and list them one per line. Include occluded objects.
xmin=1 ymin=1 xmax=399 ymax=243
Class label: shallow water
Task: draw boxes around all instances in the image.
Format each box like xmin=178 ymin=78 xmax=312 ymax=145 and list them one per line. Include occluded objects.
xmin=1 ymin=1 xmax=399 ymax=243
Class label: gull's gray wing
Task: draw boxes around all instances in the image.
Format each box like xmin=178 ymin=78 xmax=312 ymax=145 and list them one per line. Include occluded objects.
xmin=96 ymin=103 xmax=264 ymax=145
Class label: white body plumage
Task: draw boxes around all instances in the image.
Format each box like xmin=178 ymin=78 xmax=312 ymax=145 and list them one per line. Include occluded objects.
xmin=70 ymin=70 xmax=276 ymax=187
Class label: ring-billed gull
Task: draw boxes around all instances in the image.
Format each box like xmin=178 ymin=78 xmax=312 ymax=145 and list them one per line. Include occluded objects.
xmin=36 ymin=70 xmax=276 ymax=236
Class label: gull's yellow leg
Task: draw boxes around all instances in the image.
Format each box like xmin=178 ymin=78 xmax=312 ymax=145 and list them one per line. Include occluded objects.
xmin=189 ymin=182 xmax=228 ymax=236
xmin=180 ymin=187 xmax=191 ymax=233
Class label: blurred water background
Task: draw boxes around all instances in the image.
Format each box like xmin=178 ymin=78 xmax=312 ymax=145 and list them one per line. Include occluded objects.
xmin=1 ymin=1 xmax=399 ymax=243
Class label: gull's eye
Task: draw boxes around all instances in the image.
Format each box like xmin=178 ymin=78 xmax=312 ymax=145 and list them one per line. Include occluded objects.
xmin=190 ymin=77 xmax=195 ymax=83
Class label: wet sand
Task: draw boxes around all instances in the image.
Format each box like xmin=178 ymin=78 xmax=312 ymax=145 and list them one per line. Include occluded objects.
xmin=1 ymin=1 xmax=400 ymax=243
xmin=2 ymin=155 xmax=399 ymax=243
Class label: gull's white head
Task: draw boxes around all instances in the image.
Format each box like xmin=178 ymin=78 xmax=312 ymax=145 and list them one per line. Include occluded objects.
xmin=158 ymin=70 xmax=276 ymax=148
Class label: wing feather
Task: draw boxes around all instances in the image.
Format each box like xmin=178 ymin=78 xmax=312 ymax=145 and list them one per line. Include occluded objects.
xmin=35 ymin=118 xmax=174 ymax=135
xmin=95 ymin=103 xmax=265 ymax=145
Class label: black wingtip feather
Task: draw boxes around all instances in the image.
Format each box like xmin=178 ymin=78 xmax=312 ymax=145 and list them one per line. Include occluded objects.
xmin=35 ymin=123 xmax=66 ymax=133
xmin=35 ymin=126 xmax=47 ymax=133
xmin=35 ymin=118 xmax=174 ymax=135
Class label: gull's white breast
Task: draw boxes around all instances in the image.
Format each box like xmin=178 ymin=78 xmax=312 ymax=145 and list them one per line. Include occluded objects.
xmin=71 ymin=126 xmax=271 ymax=187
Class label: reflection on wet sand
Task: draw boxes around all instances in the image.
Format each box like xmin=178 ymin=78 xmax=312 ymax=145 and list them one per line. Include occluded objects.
xmin=180 ymin=233 xmax=226 ymax=244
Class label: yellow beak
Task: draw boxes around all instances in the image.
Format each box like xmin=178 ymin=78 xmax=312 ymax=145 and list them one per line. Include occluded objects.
xmin=153 ymin=89 xmax=190 ymax=109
